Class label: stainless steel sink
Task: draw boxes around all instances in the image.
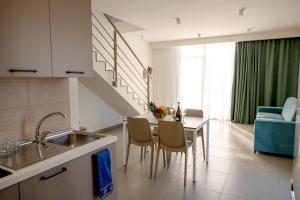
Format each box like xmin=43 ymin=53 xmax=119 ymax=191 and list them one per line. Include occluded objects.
xmin=0 ymin=142 xmax=69 ymax=170
xmin=0 ymin=130 xmax=105 ymax=171
xmin=47 ymin=131 xmax=105 ymax=148
xmin=0 ymin=168 xmax=12 ymax=178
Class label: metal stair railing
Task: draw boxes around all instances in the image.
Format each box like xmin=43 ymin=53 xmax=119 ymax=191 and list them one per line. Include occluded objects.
xmin=91 ymin=13 xmax=151 ymax=107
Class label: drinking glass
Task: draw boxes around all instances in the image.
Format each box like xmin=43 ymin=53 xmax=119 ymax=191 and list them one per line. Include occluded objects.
xmin=0 ymin=135 xmax=19 ymax=156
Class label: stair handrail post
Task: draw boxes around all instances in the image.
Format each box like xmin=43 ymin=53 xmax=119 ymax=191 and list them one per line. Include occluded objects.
xmin=113 ymin=30 xmax=118 ymax=87
xmin=147 ymin=73 xmax=150 ymax=104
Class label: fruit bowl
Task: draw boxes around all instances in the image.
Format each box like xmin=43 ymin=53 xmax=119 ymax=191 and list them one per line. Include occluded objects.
xmin=149 ymin=102 xmax=167 ymax=119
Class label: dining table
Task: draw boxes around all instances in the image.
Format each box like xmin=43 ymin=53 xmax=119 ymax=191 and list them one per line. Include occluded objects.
xmin=122 ymin=112 xmax=210 ymax=182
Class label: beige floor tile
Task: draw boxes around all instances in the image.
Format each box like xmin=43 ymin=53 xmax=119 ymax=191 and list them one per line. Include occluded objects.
xmin=103 ymin=121 xmax=292 ymax=200
xmin=222 ymin=173 xmax=276 ymax=200
xmin=198 ymin=156 xmax=233 ymax=174
xmin=180 ymin=169 xmax=228 ymax=192
xmin=219 ymin=194 xmax=244 ymax=200
xmin=161 ymin=185 xmax=220 ymax=200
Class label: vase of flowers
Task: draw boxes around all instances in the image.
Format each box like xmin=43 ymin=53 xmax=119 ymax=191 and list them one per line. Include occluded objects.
xmin=149 ymin=102 xmax=167 ymax=119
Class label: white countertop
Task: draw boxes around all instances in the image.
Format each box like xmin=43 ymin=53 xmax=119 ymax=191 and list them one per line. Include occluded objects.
xmin=0 ymin=134 xmax=117 ymax=190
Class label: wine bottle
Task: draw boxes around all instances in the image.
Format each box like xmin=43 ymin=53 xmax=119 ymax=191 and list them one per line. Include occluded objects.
xmin=175 ymin=102 xmax=182 ymax=122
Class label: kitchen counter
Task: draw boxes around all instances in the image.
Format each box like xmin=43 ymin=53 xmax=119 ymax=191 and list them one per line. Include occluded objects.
xmin=0 ymin=132 xmax=117 ymax=190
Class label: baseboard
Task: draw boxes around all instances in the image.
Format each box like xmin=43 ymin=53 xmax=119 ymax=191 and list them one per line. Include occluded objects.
xmin=93 ymin=123 xmax=122 ymax=133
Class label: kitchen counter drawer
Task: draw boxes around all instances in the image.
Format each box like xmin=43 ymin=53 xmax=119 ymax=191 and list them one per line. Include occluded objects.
xmin=0 ymin=184 xmax=19 ymax=200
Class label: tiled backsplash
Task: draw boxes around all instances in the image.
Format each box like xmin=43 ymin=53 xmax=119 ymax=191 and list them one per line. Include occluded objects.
xmin=0 ymin=78 xmax=71 ymax=140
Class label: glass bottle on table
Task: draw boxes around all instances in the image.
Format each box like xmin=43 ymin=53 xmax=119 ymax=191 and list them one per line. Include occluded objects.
xmin=175 ymin=102 xmax=182 ymax=122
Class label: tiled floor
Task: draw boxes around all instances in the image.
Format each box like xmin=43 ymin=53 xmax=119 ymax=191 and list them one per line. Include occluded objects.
xmin=104 ymin=120 xmax=292 ymax=200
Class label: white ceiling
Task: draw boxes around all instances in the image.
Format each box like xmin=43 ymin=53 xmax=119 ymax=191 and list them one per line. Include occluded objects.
xmin=92 ymin=0 xmax=300 ymax=42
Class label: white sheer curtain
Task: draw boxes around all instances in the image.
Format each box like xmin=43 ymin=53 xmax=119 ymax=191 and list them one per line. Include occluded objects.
xmin=153 ymin=47 xmax=181 ymax=107
xmin=153 ymin=42 xmax=235 ymax=120
xmin=204 ymin=43 xmax=235 ymax=120
xmin=179 ymin=45 xmax=205 ymax=109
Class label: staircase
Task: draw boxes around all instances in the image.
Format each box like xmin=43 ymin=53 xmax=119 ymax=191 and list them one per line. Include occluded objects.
xmin=80 ymin=11 xmax=150 ymax=116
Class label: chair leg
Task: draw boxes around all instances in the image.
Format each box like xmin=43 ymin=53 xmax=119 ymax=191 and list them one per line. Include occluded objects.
xmin=184 ymin=150 xmax=188 ymax=187
xmin=201 ymin=135 xmax=205 ymax=160
xmin=144 ymin=146 xmax=147 ymax=158
xmin=167 ymin=152 xmax=171 ymax=169
xmin=154 ymin=146 xmax=160 ymax=180
xmin=140 ymin=146 xmax=143 ymax=162
xmin=163 ymin=150 xmax=166 ymax=168
xmin=125 ymin=143 xmax=130 ymax=172
xmin=150 ymin=144 xmax=154 ymax=179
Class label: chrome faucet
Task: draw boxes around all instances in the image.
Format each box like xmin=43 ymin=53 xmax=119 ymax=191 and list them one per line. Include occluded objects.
xmin=35 ymin=112 xmax=67 ymax=144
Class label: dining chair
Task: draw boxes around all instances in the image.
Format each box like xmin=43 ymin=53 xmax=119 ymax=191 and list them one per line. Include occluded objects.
xmin=184 ymin=109 xmax=205 ymax=160
xmin=154 ymin=120 xmax=193 ymax=186
xmin=141 ymin=126 xmax=167 ymax=168
xmin=125 ymin=117 xmax=157 ymax=178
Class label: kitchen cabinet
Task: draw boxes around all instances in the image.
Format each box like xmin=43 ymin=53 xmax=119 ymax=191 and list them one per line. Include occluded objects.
xmin=0 ymin=184 xmax=19 ymax=200
xmin=19 ymin=154 xmax=93 ymax=200
xmin=0 ymin=0 xmax=52 ymax=77
xmin=0 ymin=0 xmax=92 ymax=78
xmin=19 ymin=144 xmax=116 ymax=200
xmin=50 ymin=0 xmax=93 ymax=77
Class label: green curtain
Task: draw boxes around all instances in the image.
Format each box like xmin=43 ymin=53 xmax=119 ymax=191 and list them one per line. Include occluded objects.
xmin=231 ymin=37 xmax=300 ymax=124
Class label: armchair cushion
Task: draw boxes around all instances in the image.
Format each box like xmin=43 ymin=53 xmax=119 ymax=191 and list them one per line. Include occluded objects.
xmin=256 ymin=112 xmax=283 ymax=120
xmin=282 ymin=97 xmax=297 ymax=121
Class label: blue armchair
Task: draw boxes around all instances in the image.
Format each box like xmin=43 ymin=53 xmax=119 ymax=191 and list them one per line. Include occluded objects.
xmin=254 ymin=97 xmax=297 ymax=156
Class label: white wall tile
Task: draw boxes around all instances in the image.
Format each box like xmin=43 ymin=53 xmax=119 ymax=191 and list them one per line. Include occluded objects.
xmin=0 ymin=107 xmax=31 ymax=140
xmin=0 ymin=78 xmax=71 ymax=140
xmin=28 ymin=78 xmax=69 ymax=106
xmin=29 ymin=102 xmax=70 ymax=137
xmin=0 ymin=78 xmax=28 ymax=110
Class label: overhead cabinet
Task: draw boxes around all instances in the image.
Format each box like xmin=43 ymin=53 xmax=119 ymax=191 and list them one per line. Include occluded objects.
xmin=0 ymin=0 xmax=92 ymax=77
xmin=50 ymin=0 xmax=93 ymax=77
xmin=0 ymin=0 xmax=52 ymax=77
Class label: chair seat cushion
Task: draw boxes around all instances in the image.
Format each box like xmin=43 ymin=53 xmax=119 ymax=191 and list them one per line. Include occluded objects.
xmin=256 ymin=112 xmax=283 ymax=120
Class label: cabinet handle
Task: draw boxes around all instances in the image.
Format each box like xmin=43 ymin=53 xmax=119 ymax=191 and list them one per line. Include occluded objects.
xmin=9 ymin=69 xmax=38 ymax=73
xmin=65 ymin=70 xmax=84 ymax=74
xmin=40 ymin=167 xmax=67 ymax=181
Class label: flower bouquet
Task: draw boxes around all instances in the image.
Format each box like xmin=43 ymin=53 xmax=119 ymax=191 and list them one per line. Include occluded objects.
xmin=149 ymin=102 xmax=167 ymax=119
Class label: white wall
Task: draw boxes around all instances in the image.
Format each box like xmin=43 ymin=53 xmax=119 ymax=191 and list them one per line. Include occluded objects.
xmin=69 ymin=78 xmax=80 ymax=130
xmin=122 ymin=32 xmax=154 ymax=100
xmin=78 ymin=80 xmax=122 ymax=132
xmin=122 ymin=32 xmax=153 ymax=67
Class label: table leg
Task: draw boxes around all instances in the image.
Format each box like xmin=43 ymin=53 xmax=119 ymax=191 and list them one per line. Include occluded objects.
xmin=206 ymin=121 xmax=210 ymax=164
xmin=123 ymin=121 xmax=127 ymax=166
xmin=192 ymin=129 xmax=197 ymax=182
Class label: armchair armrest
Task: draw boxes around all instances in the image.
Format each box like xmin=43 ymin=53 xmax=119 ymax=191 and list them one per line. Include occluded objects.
xmin=257 ymin=106 xmax=283 ymax=114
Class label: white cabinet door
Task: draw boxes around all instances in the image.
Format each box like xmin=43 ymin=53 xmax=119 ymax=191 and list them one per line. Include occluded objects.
xmin=0 ymin=0 xmax=52 ymax=77
xmin=50 ymin=0 xmax=93 ymax=77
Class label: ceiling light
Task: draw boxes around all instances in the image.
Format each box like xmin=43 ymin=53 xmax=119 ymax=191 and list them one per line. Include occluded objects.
xmin=176 ymin=17 xmax=181 ymax=25
xmin=239 ymin=7 xmax=246 ymax=16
